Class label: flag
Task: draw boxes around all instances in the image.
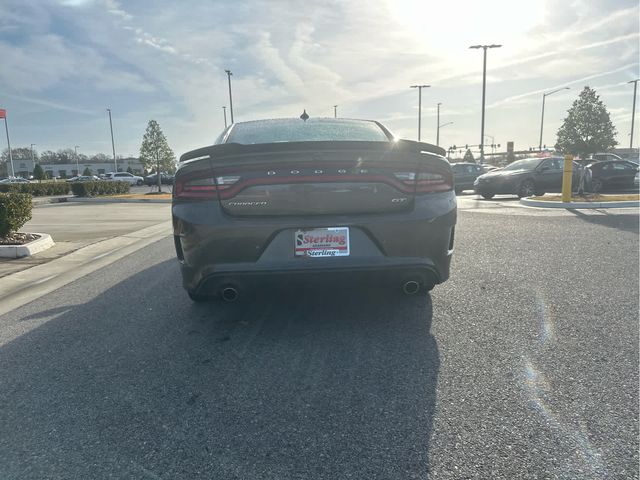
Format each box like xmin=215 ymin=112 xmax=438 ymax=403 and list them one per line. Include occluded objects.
xmin=0 ymin=109 xmax=5 ymax=119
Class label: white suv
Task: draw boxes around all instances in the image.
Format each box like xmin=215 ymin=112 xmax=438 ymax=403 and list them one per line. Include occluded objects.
xmin=106 ymin=172 xmax=144 ymax=186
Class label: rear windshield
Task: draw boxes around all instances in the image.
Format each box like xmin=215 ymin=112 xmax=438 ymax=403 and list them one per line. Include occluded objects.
xmin=226 ymin=119 xmax=390 ymax=144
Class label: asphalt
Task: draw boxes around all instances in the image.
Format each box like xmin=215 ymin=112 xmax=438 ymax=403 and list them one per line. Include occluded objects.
xmin=0 ymin=206 xmax=637 ymax=479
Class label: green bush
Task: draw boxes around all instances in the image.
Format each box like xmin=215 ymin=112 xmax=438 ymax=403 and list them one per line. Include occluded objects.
xmin=0 ymin=192 xmax=32 ymax=237
xmin=70 ymin=181 xmax=130 ymax=197
xmin=0 ymin=183 xmax=70 ymax=196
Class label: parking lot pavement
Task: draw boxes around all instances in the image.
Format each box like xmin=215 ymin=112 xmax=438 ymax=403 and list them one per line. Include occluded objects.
xmin=0 ymin=209 xmax=637 ymax=479
xmin=0 ymin=202 xmax=170 ymax=278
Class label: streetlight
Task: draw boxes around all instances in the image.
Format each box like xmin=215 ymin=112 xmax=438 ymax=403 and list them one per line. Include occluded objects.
xmin=469 ymin=44 xmax=502 ymax=163
xmin=436 ymin=103 xmax=454 ymax=146
xmin=107 ymin=108 xmax=117 ymax=172
xmin=222 ymin=106 xmax=227 ymax=128
xmin=539 ymin=87 xmax=569 ymax=150
xmin=334 ymin=105 xmax=338 ymax=118
xmin=629 ymin=79 xmax=639 ymax=149
xmin=74 ymin=145 xmax=80 ymax=176
xmin=225 ymin=69 xmax=234 ymax=124
xmin=30 ymin=143 xmax=36 ymax=165
xmin=410 ymin=84 xmax=430 ymax=141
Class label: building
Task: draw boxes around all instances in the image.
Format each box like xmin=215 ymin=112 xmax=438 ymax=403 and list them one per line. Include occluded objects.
xmin=12 ymin=158 xmax=144 ymax=178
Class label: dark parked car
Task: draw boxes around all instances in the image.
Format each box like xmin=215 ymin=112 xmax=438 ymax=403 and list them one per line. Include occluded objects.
xmin=144 ymin=173 xmax=174 ymax=186
xmin=474 ymin=156 xmax=582 ymax=199
xmin=172 ymin=117 xmax=456 ymax=302
xmin=587 ymin=160 xmax=638 ymax=192
xmin=451 ymin=162 xmax=493 ymax=193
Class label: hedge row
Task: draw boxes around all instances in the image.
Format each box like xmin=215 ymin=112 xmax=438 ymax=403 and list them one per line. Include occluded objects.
xmin=0 ymin=183 xmax=70 ymax=196
xmin=0 ymin=192 xmax=32 ymax=237
xmin=70 ymin=181 xmax=130 ymax=197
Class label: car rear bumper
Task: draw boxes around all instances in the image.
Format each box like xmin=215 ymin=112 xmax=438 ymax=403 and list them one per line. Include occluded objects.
xmin=173 ymin=191 xmax=456 ymax=293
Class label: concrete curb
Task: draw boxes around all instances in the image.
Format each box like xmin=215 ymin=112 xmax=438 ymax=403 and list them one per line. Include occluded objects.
xmin=520 ymin=197 xmax=640 ymax=209
xmin=0 ymin=233 xmax=55 ymax=258
xmin=0 ymin=221 xmax=172 ymax=317
xmin=66 ymin=197 xmax=171 ymax=204
xmin=31 ymin=196 xmax=73 ymax=206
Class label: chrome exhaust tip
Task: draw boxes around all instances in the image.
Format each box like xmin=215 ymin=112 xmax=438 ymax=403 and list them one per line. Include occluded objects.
xmin=221 ymin=286 xmax=239 ymax=302
xmin=402 ymin=280 xmax=421 ymax=295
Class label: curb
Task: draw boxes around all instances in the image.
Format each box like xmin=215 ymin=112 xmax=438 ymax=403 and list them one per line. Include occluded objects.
xmin=32 ymin=196 xmax=73 ymax=206
xmin=520 ymin=198 xmax=640 ymax=209
xmin=0 ymin=233 xmax=55 ymax=258
xmin=66 ymin=197 xmax=171 ymax=204
xmin=0 ymin=221 xmax=172 ymax=317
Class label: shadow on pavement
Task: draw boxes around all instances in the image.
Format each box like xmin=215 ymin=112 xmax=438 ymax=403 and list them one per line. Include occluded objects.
xmin=566 ymin=208 xmax=639 ymax=234
xmin=0 ymin=259 xmax=439 ymax=479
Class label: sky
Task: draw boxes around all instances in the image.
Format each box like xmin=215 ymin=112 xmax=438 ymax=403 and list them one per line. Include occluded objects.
xmin=0 ymin=0 xmax=638 ymax=159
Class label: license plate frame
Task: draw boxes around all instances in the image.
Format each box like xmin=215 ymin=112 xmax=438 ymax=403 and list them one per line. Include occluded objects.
xmin=294 ymin=227 xmax=350 ymax=257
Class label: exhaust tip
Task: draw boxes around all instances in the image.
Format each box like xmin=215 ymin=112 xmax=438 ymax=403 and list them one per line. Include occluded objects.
xmin=402 ymin=280 xmax=421 ymax=295
xmin=221 ymin=286 xmax=239 ymax=302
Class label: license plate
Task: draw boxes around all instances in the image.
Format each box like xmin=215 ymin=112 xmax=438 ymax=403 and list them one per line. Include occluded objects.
xmin=294 ymin=227 xmax=350 ymax=257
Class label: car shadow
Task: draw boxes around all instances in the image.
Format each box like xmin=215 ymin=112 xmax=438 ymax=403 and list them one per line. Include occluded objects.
xmin=0 ymin=260 xmax=439 ymax=479
xmin=565 ymin=208 xmax=639 ymax=234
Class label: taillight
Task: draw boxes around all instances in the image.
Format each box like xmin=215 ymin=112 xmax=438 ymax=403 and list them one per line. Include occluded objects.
xmin=394 ymin=170 xmax=452 ymax=193
xmin=174 ymin=172 xmax=240 ymax=199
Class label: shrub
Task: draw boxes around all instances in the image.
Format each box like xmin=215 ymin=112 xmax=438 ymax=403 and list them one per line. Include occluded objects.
xmin=70 ymin=181 xmax=130 ymax=197
xmin=0 ymin=192 xmax=32 ymax=237
xmin=0 ymin=183 xmax=70 ymax=196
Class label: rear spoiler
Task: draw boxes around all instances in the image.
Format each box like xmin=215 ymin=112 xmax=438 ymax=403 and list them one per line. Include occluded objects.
xmin=179 ymin=140 xmax=446 ymax=163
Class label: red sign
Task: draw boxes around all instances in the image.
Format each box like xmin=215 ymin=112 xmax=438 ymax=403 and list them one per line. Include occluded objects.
xmin=0 ymin=109 xmax=5 ymax=119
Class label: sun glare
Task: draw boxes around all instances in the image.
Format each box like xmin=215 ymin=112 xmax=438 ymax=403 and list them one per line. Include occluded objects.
xmin=385 ymin=0 xmax=546 ymax=58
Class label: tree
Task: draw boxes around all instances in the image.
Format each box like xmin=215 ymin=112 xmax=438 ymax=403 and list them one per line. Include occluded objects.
xmin=139 ymin=120 xmax=176 ymax=192
xmin=33 ymin=164 xmax=45 ymax=182
xmin=83 ymin=167 xmax=92 ymax=176
xmin=463 ymin=149 xmax=475 ymax=163
xmin=126 ymin=166 xmax=133 ymax=174
xmin=555 ymin=86 xmax=617 ymax=158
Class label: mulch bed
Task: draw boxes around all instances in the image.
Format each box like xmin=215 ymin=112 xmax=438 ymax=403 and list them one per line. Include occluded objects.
xmin=0 ymin=233 xmax=40 ymax=246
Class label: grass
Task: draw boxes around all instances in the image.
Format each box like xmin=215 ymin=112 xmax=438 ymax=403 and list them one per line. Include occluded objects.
xmin=530 ymin=194 xmax=639 ymax=202
xmin=110 ymin=192 xmax=172 ymax=200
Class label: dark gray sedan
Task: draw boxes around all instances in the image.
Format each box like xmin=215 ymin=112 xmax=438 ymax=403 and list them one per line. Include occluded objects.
xmin=474 ymin=156 xmax=582 ymax=199
xmin=172 ymin=117 xmax=457 ymax=301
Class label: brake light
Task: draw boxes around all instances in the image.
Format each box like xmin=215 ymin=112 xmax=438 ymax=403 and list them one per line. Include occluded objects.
xmin=394 ymin=170 xmax=452 ymax=193
xmin=174 ymin=172 xmax=240 ymax=199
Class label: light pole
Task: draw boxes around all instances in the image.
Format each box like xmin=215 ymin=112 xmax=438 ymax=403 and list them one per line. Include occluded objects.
xmin=438 ymin=121 xmax=453 ymax=148
xmin=222 ymin=106 xmax=227 ymax=128
xmin=410 ymin=84 xmax=430 ymax=141
xmin=539 ymin=87 xmax=569 ymax=150
xmin=436 ymin=103 xmax=441 ymax=146
xmin=469 ymin=44 xmax=502 ymax=163
xmin=225 ymin=69 xmax=234 ymax=124
xmin=74 ymin=145 xmax=80 ymax=176
xmin=107 ymin=108 xmax=117 ymax=172
xmin=629 ymin=79 xmax=639 ymax=149
xmin=30 ymin=143 xmax=36 ymax=165
xmin=334 ymin=105 xmax=338 ymax=118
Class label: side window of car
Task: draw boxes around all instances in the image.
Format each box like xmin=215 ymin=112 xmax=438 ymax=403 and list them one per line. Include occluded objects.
xmin=452 ymin=165 xmax=461 ymax=173
xmin=612 ymin=163 xmax=627 ymax=171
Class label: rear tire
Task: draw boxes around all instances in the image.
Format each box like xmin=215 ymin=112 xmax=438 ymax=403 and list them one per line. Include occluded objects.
xmin=518 ymin=179 xmax=536 ymax=198
xmin=481 ymin=193 xmax=494 ymax=200
xmin=455 ymin=187 xmax=463 ymax=195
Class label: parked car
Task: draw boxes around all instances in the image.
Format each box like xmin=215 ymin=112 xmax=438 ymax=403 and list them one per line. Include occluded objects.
xmin=0 ymin=177 xmax=31 ymax=184
xmin=144 ymin=173 xmax=174 ymax=186
xmin=586 ymin=160 xmax=639 ymax=192
xmin=590 ymin=152 xmax=623 ymax=162
xmin=105 ymin=172 xmax=144 ymax=185
xmin=474 ymin=156 xmax=582 ymax=199
xmin=66 ymin=175 xmax=101 ymax=182
xmin=173 ymin=117 xmax=456 ymax=301
xmin=451 ymin=162 xmax=486 ymax=194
